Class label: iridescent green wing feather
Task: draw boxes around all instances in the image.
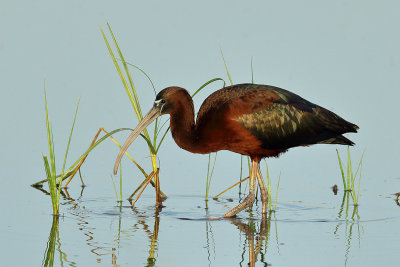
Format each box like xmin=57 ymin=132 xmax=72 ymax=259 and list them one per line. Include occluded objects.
xmin=235 ymin=86 xmax=358 ymax=149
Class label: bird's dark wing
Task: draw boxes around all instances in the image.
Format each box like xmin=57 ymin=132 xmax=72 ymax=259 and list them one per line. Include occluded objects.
xmin=228 ymin=84 xmax=359 ymax=149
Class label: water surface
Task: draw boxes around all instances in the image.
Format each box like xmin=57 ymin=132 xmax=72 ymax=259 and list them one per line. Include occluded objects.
xmin=18 ymin=180 xmax=400 ymax=266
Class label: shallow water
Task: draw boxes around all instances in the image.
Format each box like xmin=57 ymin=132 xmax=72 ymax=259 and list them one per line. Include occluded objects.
xmin=13 ymin=178 xmax=400 ymax=267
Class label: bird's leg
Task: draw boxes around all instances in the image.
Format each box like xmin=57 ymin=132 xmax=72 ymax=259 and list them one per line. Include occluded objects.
xmin=256 ymin=167 xmax=268 ymax=214
xmin=223 ymin=160 xmax=258 ymax=218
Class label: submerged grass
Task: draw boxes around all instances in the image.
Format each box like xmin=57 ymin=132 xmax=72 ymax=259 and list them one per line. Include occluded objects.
xmin=336 ymin=147 xmax=365 ymax=205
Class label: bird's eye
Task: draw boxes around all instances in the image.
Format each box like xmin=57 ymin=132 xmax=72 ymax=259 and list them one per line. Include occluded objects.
xmin=161 ymin=99 xmax=166 ymax=104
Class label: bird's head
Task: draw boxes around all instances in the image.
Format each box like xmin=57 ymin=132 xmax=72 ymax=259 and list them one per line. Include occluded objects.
xmin=154 ymin=86 xmax=191 ymax=115
xmin=113 ymin=86 xmax=189 ymax=174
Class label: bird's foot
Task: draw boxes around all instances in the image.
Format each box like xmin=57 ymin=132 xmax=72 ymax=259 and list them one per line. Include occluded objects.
xmin=222 ymin=194 xmax=255 ymax=218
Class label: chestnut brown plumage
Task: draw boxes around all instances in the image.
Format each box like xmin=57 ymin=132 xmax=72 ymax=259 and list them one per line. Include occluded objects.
xmin=114 ymin=84 xmax=358 ymax=217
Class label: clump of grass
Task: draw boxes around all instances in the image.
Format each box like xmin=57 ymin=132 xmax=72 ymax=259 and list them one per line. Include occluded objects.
xmin=101 ymin=23 xmax=167 ymax=206
xmin=42 ymin=84 xmax=80 ymax=215
xmin=336 ymin=147 xmax=365 ymax=205
xmin=39 ymin=83 xmax=136 ymax=214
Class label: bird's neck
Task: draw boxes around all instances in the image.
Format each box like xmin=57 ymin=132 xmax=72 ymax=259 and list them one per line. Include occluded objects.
xmin=169 ymin=97 xmax=199 ymax=153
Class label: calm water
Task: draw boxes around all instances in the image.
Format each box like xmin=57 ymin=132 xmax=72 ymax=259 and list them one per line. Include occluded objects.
xmin=6 ymin=173 xmax=398 ymax=267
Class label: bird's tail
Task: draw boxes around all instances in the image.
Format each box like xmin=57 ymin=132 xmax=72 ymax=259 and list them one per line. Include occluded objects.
xmin=317 ymin=135 xmax=355 ymax=146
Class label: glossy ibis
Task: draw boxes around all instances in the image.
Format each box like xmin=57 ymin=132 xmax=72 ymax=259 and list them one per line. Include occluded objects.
xmin=114 ymin=84 xmax=358 ymax=217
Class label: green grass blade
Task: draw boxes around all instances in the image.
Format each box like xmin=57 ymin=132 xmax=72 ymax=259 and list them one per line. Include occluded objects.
xmin=153 ymin=118 xmax=159 ymax=147
xmin=110 ymin=175 xmax=119 ymax=201
xmin=121 ymin=61 xmax=160 ymax=149
xmin=155 ymin=126 xmax=171 ymax=154
xmin=219 ymin=44 xmax=233 ymax=85
xmin=210 ymin=153 xmax=218 ymax=196
xmin=44 ymin=86 xmax=56 ymax=178
xmin=205 ymin=154 xmax=211 ymax=199
xmin=125 ymin=62 xmax=157 ymax=96
xmin=356 ymin=165 xmax=362 ymax=205
xmin=101 ymin=24 xmax=153 ymax=152
xmin=50 ymin=125 xmax=60 ymax=214
xmin=274 ymin=171 xmax=281 ymax=211
xmin=119 ymin=163 xmax=122 ymax=201
xmin=247 ymin=157 xmax=251 ymax=178
xmin=250 ymin=56 xmax=254 ymax=84
xmin=111 ymin=162 xmax=123 ymax=202
xmin=347 ymin=146 xmax=350 ymax=189
xmin=43 ymin=155 xmax=57 ymax=214
xmin=117 ymin=59 xmax=162 ymax=152
xmin=349 ymin=149 xmax=354 ymax=190
xmin=139 ymin=133 xmax=156 ymax=154
xmin=348 ymin=191 xmax=356 ymax=205
xmin=49 ymin=124 xmax=56 ymax=179
xmin=191 ymin=78 xmax=226 ymax=98
xmin=265 ymin=161 xmax=272 ymax=211
xmin=205 ymin=153 xmax=218 ymax=199
xmin=156 ymin=118 xmax=170 ymax=138
xmin=61 ymin=96 xmax=81 ymax=175
xmin=100 ymin=26 xmax=141 ymax=120
xmin=353 ymin=149 xmax=365 ymax=180
xmin=44 ymin=85 xmax=59 ymax=215
xmin=336 ymin=149 xmax=346 ymax=189
xmin=107 ymin=23 xmax=143 ymax=120
xmin=43 ymin=155 xmax=51 ymax=186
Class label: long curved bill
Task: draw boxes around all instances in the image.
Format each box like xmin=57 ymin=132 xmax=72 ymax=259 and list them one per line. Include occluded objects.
xmin=113 ymin=106 xmax=161 ymax=175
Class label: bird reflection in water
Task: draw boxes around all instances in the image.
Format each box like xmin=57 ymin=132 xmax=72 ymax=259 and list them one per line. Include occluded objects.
xmin=227 ymin=213 xmax=273 ymax=267
xmin=204 ymin=202 xmax=277 ymax=267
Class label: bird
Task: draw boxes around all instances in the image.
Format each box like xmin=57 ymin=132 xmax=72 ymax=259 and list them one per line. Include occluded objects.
xmin=114 ymin=83 xmax=358 ymax=218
